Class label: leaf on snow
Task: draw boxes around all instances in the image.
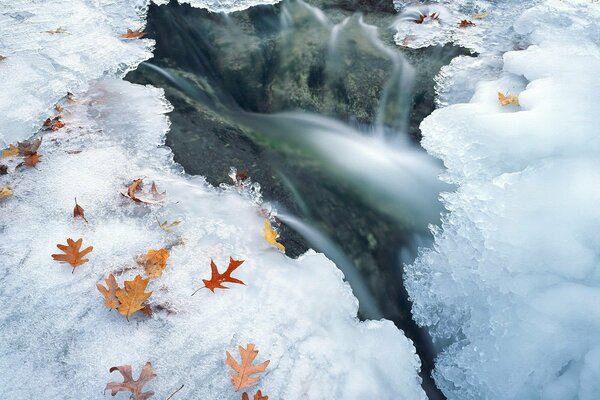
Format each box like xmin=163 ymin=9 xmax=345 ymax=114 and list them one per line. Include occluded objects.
xmin=137 ymin=248 xmax=170 ymax=278
xmin=97 ymin=274 xmax=120 ymax=310
xmin=73 ymin=198 xmax=88 ymax=223
xmin=105 ymin=362 xmax=156 ymax=400
xmin=263 ymin=220 xmax=285 ymax=253
xmin=498 ymin=92 xmax=520 ymax=106
xmin=193 ymin=257 xmax=245 ymax=294
xmin=0 ymin=186 xmax=13 ymax=199
xmin=458 ymin=20 xmax=475 ymax=28
xmin=226 ymin=344 xmax=270 ymax=391
xmin=22 ymin=153 xmax=41 ymax=167
xmin=0 ymin=165 xmax=7 ymax=175
xmin=116 ymin=275 xmax=152 ymax=318
xmin=18 ymin=137 xmax=42 ymax=156
xmin=472 ymin=11 xmax=489 ymax=19
xmin=157 ymin=218 xmax=181 ymax=232
xmin=43 ymin=116 xmax=65 ymax=131
xmin=242 ymin=390 xmax=269 ymax=400
xmin=121 ymin=29 xmax=145 ymax=39
xmin=46 ymin=27 xmax=67 ymax=34
xmin=51 ymin=238 xmax=93 ymax=271
xmin=1 ymin=144 xmax=18 ymax=158
xmin=125 ymin=178 xmax=166 ymax=204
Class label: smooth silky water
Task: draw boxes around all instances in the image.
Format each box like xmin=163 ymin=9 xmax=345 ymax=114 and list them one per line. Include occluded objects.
xmin=127 ymin=1 xmax=469 ymax=397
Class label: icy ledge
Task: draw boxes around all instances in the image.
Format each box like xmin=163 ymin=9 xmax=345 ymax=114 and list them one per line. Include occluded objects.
xmin=406 ymin=0 xmax=600 ymax=399
xmin=0 ymin=1 xmax=424 ymax=400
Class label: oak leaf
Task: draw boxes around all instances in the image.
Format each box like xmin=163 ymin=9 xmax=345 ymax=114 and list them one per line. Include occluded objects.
xmin=226 ymin=344 xmax=270 ymax=391
xmin=51 ymin=238 xmax=93 ymax=272
xmin=192 ymin=257 xmax=245 ymax=295
xmin=116 ymin=275 xmax=152 ymax=318
xmin=0 ymin=186 xmax=13 ymax=199
xmin=97 ymin=274 xmax=120 ymax=309
xmin=105 ymin=362 xmax=156 ymax=400
xmin=458 ymin=19 xmax=475 ymax=28
xmin=498 ymin=92 xmax=520 ymax=106
xmin=137 ymin=248 xmax=170 ymax=278
xmin=125 ymin=178 xmax=166 ymax=204
xmin=263 ymin=220 xmax=285 ymax=253
xmin=121 ymin=29 xmax=145 ymax=39
xmin=242 ymin=390 xmax=269 ymax=400
xmin=73 ymin=198 xmax=88 ymax=223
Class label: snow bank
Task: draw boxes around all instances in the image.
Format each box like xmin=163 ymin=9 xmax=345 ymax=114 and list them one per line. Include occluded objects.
xmin=405 ymin=0 xmax=600 ymax=398
xmin=0 ymin=1 xmax=425 ymax=399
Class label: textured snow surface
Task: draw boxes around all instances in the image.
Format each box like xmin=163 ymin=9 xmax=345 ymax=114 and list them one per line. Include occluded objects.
xmin=407 ymin=0 xmax=600 ymax=399
xmin=0 ymin=1 xmax=425 ymax=400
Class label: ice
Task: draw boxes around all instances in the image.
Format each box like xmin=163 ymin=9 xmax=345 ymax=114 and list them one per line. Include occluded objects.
xmin=407 ymin=0 xmax=600 ymax=398
xmin=154 ymin=0 xmax=282 ymax=13
xmin=0 ymin=1 xmax=425 ymax=399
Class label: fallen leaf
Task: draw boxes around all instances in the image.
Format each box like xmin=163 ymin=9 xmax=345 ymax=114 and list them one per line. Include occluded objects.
xmin=242 ymin=390 xmax=269 ymax=400
xmin=116 ymin=275 xmax=152 ymax=318
xmin=51 ymin=238 xmax=93 ymax=272
xmin=97 ymin=274 xmax=120 ymax=309
xmin=472 ymin=11 xmax=489 ymax=19
xmin=140 ymin=304 xmax=153 ymax=316
xmin=0 ymin=165 xmax=7 ymax=175
xmin=0 ymin=186 xmax=13 ymax=199
xmin=226 ymin=344 xmax=270 ymax=391
xmin=137 ymin=248 xmax=170 ymax=278
xmin=18 ymin=137 xmax=42 ymax=156
xmin=125 ymin=178 xmax=166 ymax=204
xmin=263 ymin=220 xmax=285 ymax=253
xmin=1 ymin=144 xmax=18 ymax=158
xmin=416 ymin=14 xmax=426 ymax=24
xmin=193 ymin=257 xmax=245 ymax=295
xmin=105 ymin=362 xmax=156 ymax=400
xmin=55 ymin=104 xmax=64 ymax=113
xmin=73 ymin=197 xmax=88 ymax=223
xmin=23 ymin=153 xmax=41 ymax=167
xmin=121 ymin=29 xmax=145 ymax=39
xmin=157 ymin=218 xmax=181 ymax=232
xmin=46 ymin=27 xmax=67 ymax=34
xmin=498 ymin=92 xmax=520 ymax=106
xmin=43 ymin=116 xmax=65 ymax=131
xmin=458 ymin=19 xmax=475 ymax=28
xmin=0 ymin=55 xmax=6 ymax=61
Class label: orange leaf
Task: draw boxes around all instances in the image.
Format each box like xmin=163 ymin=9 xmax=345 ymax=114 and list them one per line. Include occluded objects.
xmin=226 ymin=344 xmax=270 ymax=391
xmin=43 ymin=116 xmax=65 ymax=131
xmin=125 ymin=178 xmax=165 ymax=204
xmin=137 ymin=248 xmax=170 ymax=278
xmin=105 ymin=362 xmax=156 ymax=400
xmin=242 ymin=390 xmax=269 ymax=400
xmin=193 ymin=257 xmax=245 ymax=294
xmin=498 ymin=92 xmax=520 ymax=106
xmin=51 ymin=238 xmax=93 ymax=271
xmin=458 ymin=20 xmax=475 ymax=28
xmin=116 ymin=275 xmax=152 ymax=318
xmin=23 ymin=153 xmax=41 ymax=167
xmin=121 ymin=29 xmax=145 ymax=39
xmin=0 ymin=186 xmax=13 ymax=199
xmin=1 ymin=144 xmax=18 ymax=158
xmin=263 ymin=220 xmax=285 ymax=253
xmin=97 ymin=274 xmax=120 ymax=309
xmin=73 ymin=197 xmax=88 ymax=223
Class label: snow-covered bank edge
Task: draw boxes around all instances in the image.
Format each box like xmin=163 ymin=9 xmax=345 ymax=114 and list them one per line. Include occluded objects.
xmin=0 ymin=1 xmax=424 ymax=399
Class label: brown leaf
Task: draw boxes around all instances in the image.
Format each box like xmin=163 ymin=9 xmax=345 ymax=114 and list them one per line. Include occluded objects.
xmin=137 ymin=248 xmax=170 ymax=278
xmin=18 ymin=137 xmax=42 ymax=156
xmin=0 ymin=55 xmax=6 ymax=61
xmin=105 ymin=362 xmax=156 ymax=400
xmin=51 ymin=238 xmax=93 ymax=271
xmin=226 ymin=344 xmax=270 ymax=391
xmin=73 ymin=197 xmax=88 ymax=223
xmin=121 ymin=29 xmax=145 ymax=39
xmin=46 ymin=27 xmax=67 ymax=34
xmin=125 ymin=178 xmax=166 ymax=204
xmin=140 ymin=304 xmax=153 ymax=317
xmin=43 ymin=116 xmax=65 ymax=131
xmin=192 ymin=257 xmax=245 ymax=295
xmin=458 ymin=19 xmax=475 ymax=28
xmin=0 ymin=186 xmax=13 ymax=199
xmin=0 ymin=165 xmax=7 ymax=175
xmin=498 ymin=92 xmax=520 ymax=107
xmin=116 ymin=275 xmax=153 ymax=318
xmin=97 ymin=274 xmax=120 ymax=309
xmin=263 ymin=220 xmax=285 ymax=253
xmin=1 ymin=144 xmax=18 ymax=158
xmin=242 ymin=390 xmax=269 ymax=400
xmin=23 ymin=153 xmax=41 ymax=167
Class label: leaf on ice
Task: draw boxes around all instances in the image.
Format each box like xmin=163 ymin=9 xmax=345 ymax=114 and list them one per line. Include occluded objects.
xmin=46 ymin=27 xmax=67 ymax=34
xmin=97 ymin=274 xmax=120 ymax=310
xmin=21 ymin=153 xmax=41 ymax=167
xmin=137 ymin=248 xmax=170 ymax=278
xmin=121 ymin=29 xmax=145 ymax=39
xmin=226 ymin=344 xmax=270 ymax=391
xmin=116 ymin=275 xmax=152 ymax=318
xmin=124 ymin=178 xmax=166 ymax=204
xmin=458 ymin=20 xmax=475 ymax=28
xmin=242 ymin=390 xmax=269 ymax=400
xmin=1 ymin=144 xmax=18 ymax=158
xmin=18 ymin=137 xmax=42 ymax=156
xmin=263 ymin=220 xmax=285 ymax=253
xmin=73 ymin=198 xmax=88 ymax=223
xmin=472 ymin=11 xmax=489 ymax=19
xmin=43 ymin=116 xmax=65 ymax=131
xmin=157 ymin=218 xmax=181 ymax=232
xmin=105 ymin=362 xmax=156 ymax=400
xmin=51 ymin=238 xmax=93 ymax=272
xmin=498 ymin=92 xmax=520 ymax=106
xmin=0 ymin=186 xmax=13 ymax=199
xmin=192 ymin=257 xmax=245 ymax=295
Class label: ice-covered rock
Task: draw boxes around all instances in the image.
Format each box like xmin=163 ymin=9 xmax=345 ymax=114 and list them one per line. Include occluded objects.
xmin=407 ymin=0 xmax=600 ymax=398
xmin=0 ymin=1 xmax=425 ymax=399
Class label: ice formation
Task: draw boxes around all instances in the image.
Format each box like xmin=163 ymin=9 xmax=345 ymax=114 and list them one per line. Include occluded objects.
xmin=402 ymin=0 xmax=600 ymax=398
xmin=0 ymin=1 xmax=425 ymax=400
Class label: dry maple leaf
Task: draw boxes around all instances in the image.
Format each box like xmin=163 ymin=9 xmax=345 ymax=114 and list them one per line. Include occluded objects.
xmin=105 ymin=362 xmax=156 ymax=400
xmin=51 ymin=238 xmax=93 ymax=272
xmin=121 ymin=29 xmax=145 ymax=39
xmin=125 ymin=178 xmax=166 ymax=204
xmin=242 ymin=390 xmax=269 ymax=400
xmin=192 ymin=257 xmax=245 ymax=295
xmin=157 ymin=218 xmax=181 ymax=232
xmin=116 ymin=275 xmax=152 ymax=319
xmin=226 ymin=344 xmax=270 ymax=391
xmin=73 ymin=197 xmax=88 ymax=223
xmin=458 ymin=19 xmax=475 ymax=28
xmin=1 ymin=144 xmax=18 ymax=158
xmin=263 ymin=220 xmax=285 ymax=253
xmin=498 ymin=92 xmax=520 ymax=106
xmin=97 ymin=274 xmax=120 ymax=309
xmin=137 ymin=248 xmax=170 ymax=278
xmin=0 ymin=186 xmax=13 ymax=199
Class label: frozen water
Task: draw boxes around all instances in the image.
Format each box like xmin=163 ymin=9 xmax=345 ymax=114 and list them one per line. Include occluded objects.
xmin=154 ymin=0 xmax=282 ymax=13
xmin=407 ymin=0 xmax=600 ymax=398
xmin=0 ymin=1 xmax=425 ymax=399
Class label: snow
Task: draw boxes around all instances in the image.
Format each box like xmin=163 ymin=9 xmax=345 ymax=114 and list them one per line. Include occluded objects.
xmin=405 ymin=0 xmax=600 ymax=399
xmin=153 ymin=0 xmax=282 ymax=13
xmin=0 ymin=1 xmax=425 ymax=399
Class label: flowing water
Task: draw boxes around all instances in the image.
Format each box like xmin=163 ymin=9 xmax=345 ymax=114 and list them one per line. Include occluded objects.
xmin=127 ymin=1 xmax=468 ymax=397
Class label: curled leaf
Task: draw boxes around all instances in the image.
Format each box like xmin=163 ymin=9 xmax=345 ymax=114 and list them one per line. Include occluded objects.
xmin=263 ymin=220 xmax=285 ymax=253
xmin=73 ymin=198 xmax=88 ymax=223
xmin=125 ymin=178 xmax=165 ymax=204
xmin=43 ymin=116 xmax=65 ymax=131
xmin=498 ymin=92 xmax=520 ymax=107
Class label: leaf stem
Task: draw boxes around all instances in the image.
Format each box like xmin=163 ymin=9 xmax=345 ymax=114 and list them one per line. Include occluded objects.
xmin=166 ymin=384 xmax=184 ymax=400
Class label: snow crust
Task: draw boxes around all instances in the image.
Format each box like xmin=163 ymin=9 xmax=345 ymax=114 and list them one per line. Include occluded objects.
xmin=406 ymin=0 xmax=600 ymax=398
xmin=0 ymin=1 xmax=425 ymax=399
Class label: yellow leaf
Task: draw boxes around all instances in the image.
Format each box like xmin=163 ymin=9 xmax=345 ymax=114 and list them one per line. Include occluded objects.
xmin=498 ymin=92 xmax=520 ymax=107
xmin=157 ymin=218 xmax=181 ymax=232
xmin=137 ymin=248 xmax=170 ymax=278
xmin=0 ymin=185 xmax=13 ymax=199
xmin=263 ymin=220 xmax=285 ymax=253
